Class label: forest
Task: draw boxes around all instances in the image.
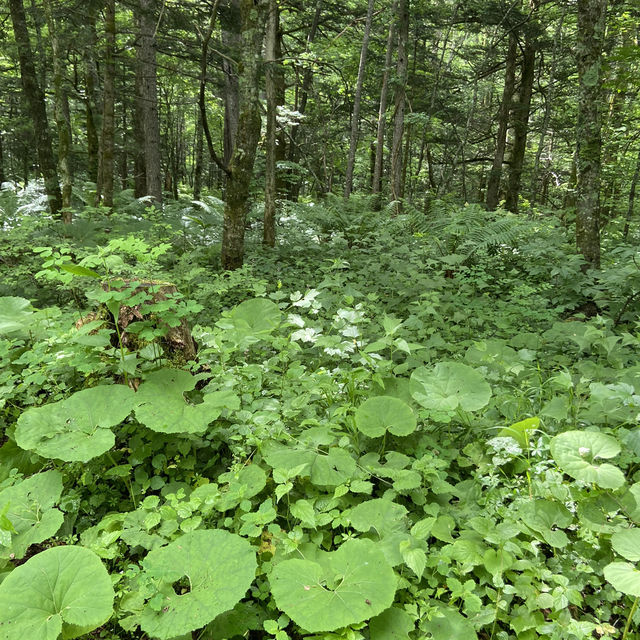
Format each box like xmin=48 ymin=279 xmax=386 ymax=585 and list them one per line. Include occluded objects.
xmin=1 ymin=0 xmax=640 ymax=638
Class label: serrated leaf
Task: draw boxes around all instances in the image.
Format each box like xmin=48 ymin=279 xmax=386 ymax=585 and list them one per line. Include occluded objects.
xmin=355 ymin=396 xmax=416 ymax=438
xmin=611 ymin=529 xmax=640 ymax=562
xmin=0 ymin=297 xmax=33 ymax=334
xmin=604 ymin=561 xmax=640 ymax=597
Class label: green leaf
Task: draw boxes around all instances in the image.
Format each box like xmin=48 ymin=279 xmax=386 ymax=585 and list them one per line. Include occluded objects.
xmin=355 ymin=397 xmax=416 ymax=438
xmin=269 ymin=538 xmax=396 ymax=632
xmin=0 ymin=297 xmax=33 ymax=334
xmin=0 ymin=471 xmax=63 ymax=560
xmin=519 ymin=500 xmax=572 ymax=548
xmin=348 ymin=499 xmax=408 ymax=537
xmin=604 ymin=561 xmax=640 ymax=597
xmin=611 ymin=529 xmax=640 ymax=562
xmin=0 ymin=545 xmax=114 ymax=640
xmin=410 ymin=362 xmax=491 ymax=413
xmin=217 ymin=298 xmax=282 ymax=347
xmin=498 ymin=417 xmax=539 ymax=449
xmin=59 ymin=263 xmax=101 ymax=279
xmin=549 ymin=430 xmax=625 ymax=489
xmin=422 ymin=604 xmax=477 ymax=640
xmin=139 ymin=529 xmax=256 ymax=639
xmin=16 ymin=385 xmax=136 ymax=462
xmin=369 ymin=607 xmax=414 ymax=640
xmin=134 ymin=369 xmax=238 ymax=434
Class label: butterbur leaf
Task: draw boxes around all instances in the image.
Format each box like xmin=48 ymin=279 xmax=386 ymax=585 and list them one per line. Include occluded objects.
xmin=0 ymin=545 xmax=114 ymax=640
xmin=16 ymin=385 xmax=135 ymax=462
xmin=421 ymin=604 xmax=477 ymax=640
xmin=0 ymin=470 xmax=63 ymax=560
xmin=611 ymin=529 xmax=640 ymax=562
xmin=410 ymin=362 xmax=491 ymax=413
xmin=134 ymin=369 xmax=238 ymax=434
xmin=216 ymin=298 xmax=282 ymax=347
xmin=139 ymin=529 xmax=256 ymax=639
xmin=348 ymin=498 xmax=408 ymax=537
xmin=355 ymin=397 xmax=416 ymax=437
xmin=549 ymin=430 xmax=625 ymax=489
xmin=0 ymin=297 xmax=33 ymax=334
xmin=369 ymin=607 xmax=414 ymax=640
xmin=604 ymin=561 xmax=640 ymax=597
xmin=270 ymin=538 xmax=396 ymax=632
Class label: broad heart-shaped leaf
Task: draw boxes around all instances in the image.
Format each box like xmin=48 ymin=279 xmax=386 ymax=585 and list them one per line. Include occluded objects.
xmin=611 ymin=529 xmax=640 ymax=562
xmin=0 ymin=545 xmax=114 ymax=640
xmin=519 ymin=499 xmax=573 ymax=548
xmin=134 ymin=368 xmax=239 ymax=434
xmin=410 ymin=362 xmax=491 ymax=413
xmin=16 ymin=385 xmax=136 ymax=463
xmin=604 ymin=561 xmax=640 ymax=597
xmin=0 ymin=296 xmax=33 ymax=334
xmin=421 ymin=603 xmax=477 ymax=640
xmin=355 ymin=397 xmax=416 ymax=437
xmin=348 ymin=499 xmax=408 ymax=537
xmin=549 ymin=430 xmax=625 ymax=489
xmin=0 ymin=471 xmax=63 ymax=560
xmin=269 ymin=538 xmax=396 ymax=632
xmin=369 ymin=607 xmax=414 ymax=640
xmin=139 ymin=529 xmax=256 ymax=639
xmin=216 ymin=298 xmax=282 ymax=347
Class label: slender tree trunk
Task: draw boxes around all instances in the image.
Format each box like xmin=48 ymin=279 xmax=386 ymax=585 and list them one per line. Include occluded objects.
xmin=97 ymin=0 xmax=115 ymax=209
xmin=486 ymin=33 xmax=517 ymax=210
xmin=264 ymin=0 xmax=279 ymax=246
xmin=623 ymin=147 xmax=640 ymax=240
xmin=372 ymin=1 xmax=398 ymax=198
xmin=221 ymin=2 xmax=241 ymax=170
xmin=84 ymin=8 xmax=100 ymax=185
xmin=390 ymin=0 xmax=409 ymax=213
xmin=43 ymin=0 xmax=73 ymax=218
xmin=344 ymin=0 xmax=375 ymax=197
xmin=136 ymin=0 xmax=163 ymax=205
xmin=193 ymin=110 xmax=204 ymax=200
xmin=286 ymin=0 xmax=322 ymax=201
xmin=576 ymin=0 xmax=608 ymax=269
xmin=0 ymin=133 xmax=5 ymax=185
xmin=8 ymin=0 xmax=63 ymax=219
xmin=221 ymin=0 xmax=267 ymax=270
xmin=505 ymin=36 xmax=536 ymax=213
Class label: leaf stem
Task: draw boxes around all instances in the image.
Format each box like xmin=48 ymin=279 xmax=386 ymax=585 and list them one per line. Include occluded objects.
xmin=623 ymin=595 xmax=639 ymax=640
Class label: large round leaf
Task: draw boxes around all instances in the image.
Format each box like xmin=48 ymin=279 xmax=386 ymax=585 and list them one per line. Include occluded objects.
xmin=134 ymin=368 xmax=239 ymax=434
xmin=139 ymin=529 xmax=256 ymax=639
xmin=0 ymin=545 xmax=114 ymax=640
xmin=0 ymin=297 xmax=33 ymax=334
xmin=270 ymin=538 xmax=396 ymax=632
xmin=0 ymin=470 xmax=63 ymax=560
xmin=604 ymin=561 xmax=640 ymax=597
xmin=16 ymin=385 xmax=135 ymax=462
xmin=216 ymin=298 xmax=282 ymax=347
xmin=410 ymin=362 xmax=491 ymax=413
xmin=549 ymin=430 xmax=625 ymax=489
xmin=611 ymin=529 xmax=640 ymax=562
xmin=355 ymin=397 xmax=416 ymax=438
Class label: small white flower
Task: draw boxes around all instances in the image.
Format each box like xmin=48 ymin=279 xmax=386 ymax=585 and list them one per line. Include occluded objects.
xmin=578 ymin=447 xmax=590 ymax=456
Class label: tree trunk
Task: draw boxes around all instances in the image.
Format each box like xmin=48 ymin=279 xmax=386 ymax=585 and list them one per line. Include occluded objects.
xmin=221 ymin=0 xmax=267 ymax=270
xmin=623 ymin=147 xmax=640 ymax=240
xmin=97 ymin=0 xmax=116 ymax=209
xmin=43 ymin=0 xmax=73 ymax=218
xmin=575 ymin=0 xmax=608 ymax=269
xmin=84 ymin=8 xmax=100 ymax=186
xmin=486 ymin=33 xmax=517 ymax=211
xmin=221 ymin=2 xmax=241 ymax=170
xmin=505 ymin=36 xmax=536 ymax=213
xmin=0 ymin=133 xmax=5 ymax=185
xmin=372 ymin=1 xmax=398 ymax=199
xmin=263 ymin=0 xmax=279 ymax=246
xmin=8 ymin=0 xmax=63 ymax=219
xmin=286 ymin=0 xmax=322 ymax=201
xmin=136 ymin=0 xmax=163 ymax=205
xmin=390 ymin=0 xmax=409 ymax=213
xmin=344 ymin=0 xmax=375 ymax=198
xmin=193 ymin=110 xmax=204 ymax=200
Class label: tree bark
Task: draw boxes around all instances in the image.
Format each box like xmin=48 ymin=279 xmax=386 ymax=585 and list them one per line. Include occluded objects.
xmin=96 ymin=0 xmax=116 ymax=209
xmin=221 ymin=0 xmax=267 ymax=270
xmin=623 ymin=147 xmax=640 ymax=241
xmin=372 ymin=1 xmax=398 ymax=198
xmin=263 ymin=0 xmax=279 ymax=246
xmin=84 ymin=7 xmax=100 ymax=186
xmin=486 ymin=33 xmax=517 ymax=210
xmin=344 ymin=0 xmax=375 ymax=197
xmin=8 ymin=0 xmax=63 ymax=219
xmin=505 ymin=35 xmax=536 ymax=213
xmin=193 ymin=109 xmax=204 ymax=200
xmin=43 ymin=0 xmax=73 ymax=218
xmin=575 ymin=0 xmax=608 ymax=269
xmin=390 ymin=0 xmax=409 ymax=213
xmin=221 ymin=2 xmax=241 ymax=170
xmin=135 ymin=0 xmax=163 ymax=205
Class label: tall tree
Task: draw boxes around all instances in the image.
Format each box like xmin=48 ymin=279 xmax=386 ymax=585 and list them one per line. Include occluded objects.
xmin=344 ymin=0 xmax=375 ymax=197
xmin=390 ymin=0 xmax=409 ymax=211
xmin=8 ymin=0 xmax=63 ymax=219
xmin=575 ymin=0 xmax=608 ymax=269
xmin=221 ymin=0 xmax=268 ymax=270
xmin=135 ymin=0 xmax=163 ymax=205
xmin=486 ymin=33 xmax=517 ymax=210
